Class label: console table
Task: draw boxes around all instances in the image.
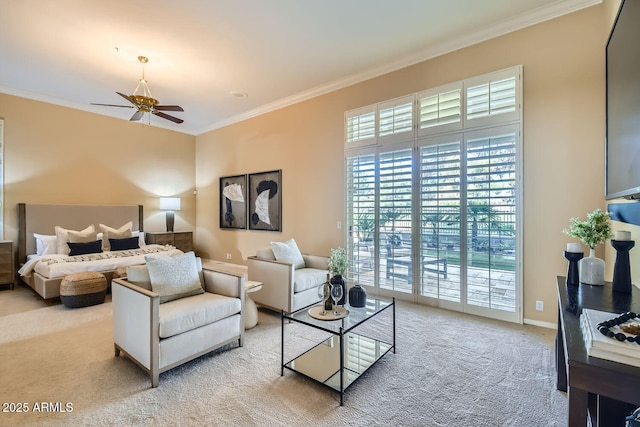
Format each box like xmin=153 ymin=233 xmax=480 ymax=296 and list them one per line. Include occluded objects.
xmin=556 ymin=276 xmax=640 ymax=426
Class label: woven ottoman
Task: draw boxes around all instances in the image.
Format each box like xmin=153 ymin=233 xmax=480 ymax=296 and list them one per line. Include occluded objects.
xmin=60 ymin=272 xmax=108 ymax=308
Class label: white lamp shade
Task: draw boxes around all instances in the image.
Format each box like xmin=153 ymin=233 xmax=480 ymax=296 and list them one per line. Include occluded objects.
xmin=159 ymin=197 xmax=181 ymax=211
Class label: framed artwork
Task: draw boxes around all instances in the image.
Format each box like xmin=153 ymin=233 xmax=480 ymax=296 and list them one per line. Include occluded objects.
xmin=248 ymin=169 xmax=282 ymax=231
xmin=220 ymin=174 xmax=247 ymax=229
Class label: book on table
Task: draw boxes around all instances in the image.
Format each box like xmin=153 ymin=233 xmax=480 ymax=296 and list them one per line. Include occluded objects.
xmin=581 ymin=308 xmax=640 ymax=367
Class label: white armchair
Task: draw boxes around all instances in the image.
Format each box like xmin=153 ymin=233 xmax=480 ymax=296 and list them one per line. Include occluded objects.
xmin=247 ymin=245 xmax=329 ymax=314
xmin=111 ymin=255 xmax=244 ymax=387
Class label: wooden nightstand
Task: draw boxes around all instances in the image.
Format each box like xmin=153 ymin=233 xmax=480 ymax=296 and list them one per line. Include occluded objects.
xmin=145 ymin=232 xmax=193 ymax=253
xmin=0 ymin=240 xmax=15 ymax=290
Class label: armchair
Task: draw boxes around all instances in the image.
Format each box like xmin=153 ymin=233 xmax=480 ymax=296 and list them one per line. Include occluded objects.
xmin=111 ymin=255 xmax=244 ymax=387
xmin=247 ymin=246 xmax=329 ymax=314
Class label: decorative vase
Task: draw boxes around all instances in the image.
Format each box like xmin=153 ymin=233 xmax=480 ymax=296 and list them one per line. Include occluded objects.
xmin=330 ymin=274 xmax=347 ymax=305
xmin=348 ymin=284 xmax=367 ymax=307
xmin=611 ymin=239 xmax=635 ymax=293
xmin=579 ymin=247 xmax=605 ymax=286
xmin=563 ymin=250 xmax=583 ymax=287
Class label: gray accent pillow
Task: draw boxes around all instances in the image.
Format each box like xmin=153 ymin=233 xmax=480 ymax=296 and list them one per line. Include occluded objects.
xmin=145 ymin=251 xmax=204 ymax=303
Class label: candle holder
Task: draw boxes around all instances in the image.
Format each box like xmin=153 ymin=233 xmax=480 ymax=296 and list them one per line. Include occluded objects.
xmin=564 ymin=250 xmax=584 ymax=287
xmin=611 ymin=239 xmax=635 ymax=293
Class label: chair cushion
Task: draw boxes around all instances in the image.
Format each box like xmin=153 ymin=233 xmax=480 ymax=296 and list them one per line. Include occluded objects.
xmin=158 ymin=292 xmax=242 ymax=339
xmin=146 ymin=252 xmax=204 ymax=303
xmin=271 ymin=238 xmax=305 ymax=269
xmin=294 ymin=268 xmax=328 ymax=293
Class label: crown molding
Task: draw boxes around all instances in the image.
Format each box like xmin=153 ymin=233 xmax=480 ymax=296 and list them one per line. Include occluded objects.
xmin=197 ymin=0 xmax=601 ymax=135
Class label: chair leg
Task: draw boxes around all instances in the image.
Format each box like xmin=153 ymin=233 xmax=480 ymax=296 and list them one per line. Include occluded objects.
xmin=151 ymin=371 xmax=159 ymax=388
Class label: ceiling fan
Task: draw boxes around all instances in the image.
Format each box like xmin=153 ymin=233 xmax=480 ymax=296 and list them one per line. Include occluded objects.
xmin=92 ymin=56 xmax=184 ymax=124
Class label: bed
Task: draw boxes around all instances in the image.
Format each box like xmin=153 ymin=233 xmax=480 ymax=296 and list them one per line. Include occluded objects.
xmin=17 ymin=203 xmax=183 ymax=299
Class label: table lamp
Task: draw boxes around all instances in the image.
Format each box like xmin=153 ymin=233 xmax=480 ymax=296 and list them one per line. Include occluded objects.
xmin=159 ymin=197 xmax=181 ymax=232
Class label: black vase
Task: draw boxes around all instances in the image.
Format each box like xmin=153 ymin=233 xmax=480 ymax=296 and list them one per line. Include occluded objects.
xmin=330 ymin=275 xmax=347 ymax=305
xmin=348 ymin=284 xmax=367 ymax=308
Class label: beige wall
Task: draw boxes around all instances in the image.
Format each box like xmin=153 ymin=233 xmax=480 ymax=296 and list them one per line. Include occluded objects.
xmin=1 ymin=93 xmax=197 ymax=244
xmin=195 ymin=1 xmax=622 ymax=325
xmin=0 ymin=1 xmax=626 ymax=325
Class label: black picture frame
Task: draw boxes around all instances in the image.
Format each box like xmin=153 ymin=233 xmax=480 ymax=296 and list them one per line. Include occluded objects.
xmin=248 ymin=169 xmax=282 ymax=231
xmin=220 ymin=174 xmax=247 ymax=229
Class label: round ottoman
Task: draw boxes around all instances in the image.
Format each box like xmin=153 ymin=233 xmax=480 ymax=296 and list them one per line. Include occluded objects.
xmin=60 ymin=272 xmax=108 ymax=308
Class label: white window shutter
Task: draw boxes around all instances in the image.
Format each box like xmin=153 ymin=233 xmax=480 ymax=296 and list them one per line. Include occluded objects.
xmin=378 ymin=95 xmax=415 ymax=143
xmin=418 ymin=82 xmax=463 ymax=136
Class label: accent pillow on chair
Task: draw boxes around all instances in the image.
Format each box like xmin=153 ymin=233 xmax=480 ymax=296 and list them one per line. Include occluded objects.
xmin=145 ymin=251 xmax=204 ymax=303
xmin=270 ymin=238 xmax=305 ymax=269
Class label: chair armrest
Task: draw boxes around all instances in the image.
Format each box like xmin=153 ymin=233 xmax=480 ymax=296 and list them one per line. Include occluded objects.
xmin=247 ymin=256 xmax=295 ymax=312
xmin=303 ymin=254 xmax=329 ymax=270
xmin=111 ymin=278 xmax=159 ymax=370
xmin=202 ymin=267 xmax=245 ymax=299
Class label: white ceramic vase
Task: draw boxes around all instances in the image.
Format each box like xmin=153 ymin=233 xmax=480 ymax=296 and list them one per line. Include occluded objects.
xmin=579 ymin=247 xmax=605 ymax=285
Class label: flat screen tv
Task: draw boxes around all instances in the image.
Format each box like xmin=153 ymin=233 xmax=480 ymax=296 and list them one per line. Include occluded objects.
xmin=606 ymin=0 xmax=640 ymax=199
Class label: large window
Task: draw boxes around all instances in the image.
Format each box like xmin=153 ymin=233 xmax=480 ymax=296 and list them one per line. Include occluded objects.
xmin=344 ymin=67 xmax=522 ymax=323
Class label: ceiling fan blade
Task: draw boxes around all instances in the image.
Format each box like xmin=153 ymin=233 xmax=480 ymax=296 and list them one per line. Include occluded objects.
xmin=116 ymin=91 xmax=136 ymax=105
xmin=153 ymin=111 xmax=184 ymax=124
xmin=155 ymin=105 xmax=184 ymax=112
xmin=91 ymin=103 xmax=134 ymax=108
xmin=130 ymin=110 xmax=145 ymax=121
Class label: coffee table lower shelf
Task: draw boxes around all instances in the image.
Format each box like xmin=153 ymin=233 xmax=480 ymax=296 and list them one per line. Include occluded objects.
xmin=282 ymin=332 xmax=393 ymax=404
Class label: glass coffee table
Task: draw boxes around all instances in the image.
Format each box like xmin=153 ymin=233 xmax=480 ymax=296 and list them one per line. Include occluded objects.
xmin=281 ymin=297 xmax=395 ymax=405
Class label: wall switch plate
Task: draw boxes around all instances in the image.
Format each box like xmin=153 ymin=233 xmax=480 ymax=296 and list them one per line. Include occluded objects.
xmin=536 ymin=300 xmax=544 ymax=311
xmin=337 ymin=221 xmax=342 ymax=230
xmin=226 ymin=253 xmax=232 ymax=260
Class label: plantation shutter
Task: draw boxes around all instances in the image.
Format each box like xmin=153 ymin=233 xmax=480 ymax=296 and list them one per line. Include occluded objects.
xmin=345 ymin=105 xmax=376 ymax=148
xmin=378 ymin=95 xmax=415 ymax=143
xmin=346 ymin=152 xmax=377 ymax=286
xmin=465 ymin=126 xmax=518 ymax=311
xmin=418 ymin=82 xmax=463 ymax=136
xmin=464 ymin=68 xmax=519 ymax=128
xmin=419 ymin=137 xmax=462 ymax=302
xmin=378 ymin=146 xmax=413 ymax=293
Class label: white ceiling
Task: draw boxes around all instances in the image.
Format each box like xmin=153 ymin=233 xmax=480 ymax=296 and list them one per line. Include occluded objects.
xmin=0 ymin=0 xmax=599 ymax=135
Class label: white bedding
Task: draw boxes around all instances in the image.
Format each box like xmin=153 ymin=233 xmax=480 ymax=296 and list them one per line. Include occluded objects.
xmin=19 ymin=244 xmax=183 ymax=279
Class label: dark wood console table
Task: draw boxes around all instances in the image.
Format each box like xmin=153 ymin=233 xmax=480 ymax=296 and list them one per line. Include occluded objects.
xmin=556 ymin=276 xmax=640 ymax=426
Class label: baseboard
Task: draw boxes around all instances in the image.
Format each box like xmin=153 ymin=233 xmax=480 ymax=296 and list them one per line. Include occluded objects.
xmin=524 ymin=318 xmax=557 ymax=329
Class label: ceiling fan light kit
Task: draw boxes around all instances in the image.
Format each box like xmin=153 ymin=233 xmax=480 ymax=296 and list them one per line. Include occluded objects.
xmin=91 ymin=55 xmax=184 ymax=124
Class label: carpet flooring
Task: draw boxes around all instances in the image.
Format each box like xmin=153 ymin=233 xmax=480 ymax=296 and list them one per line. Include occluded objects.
xmin=0 ymin=298 xmax=566 ymax=426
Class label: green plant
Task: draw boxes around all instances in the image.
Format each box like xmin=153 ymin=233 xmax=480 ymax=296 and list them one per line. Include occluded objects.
xmin=563 ymin=208 xmax=613 ymax=249
xmin=328 ymin=247 xmax=348 ymax=276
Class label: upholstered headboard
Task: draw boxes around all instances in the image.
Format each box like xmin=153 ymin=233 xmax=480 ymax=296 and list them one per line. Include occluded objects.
xmin=17 ymin=203 xmax=143 ymax=263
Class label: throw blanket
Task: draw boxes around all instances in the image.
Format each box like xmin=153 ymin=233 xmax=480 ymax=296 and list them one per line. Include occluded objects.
xmin=19 ymin=245 xmax=181 ymax=279
xmin=40 ymin=246 xmax=176 ymax=265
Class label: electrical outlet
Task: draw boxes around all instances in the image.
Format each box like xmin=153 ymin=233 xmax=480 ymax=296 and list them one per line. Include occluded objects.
xmin=337 ymin=221 xmax=342 ymax=230
xmin=226 ymin=253 xmax=232 ymax=260
xmin=536 ymin=300 xmax=544 ymax=311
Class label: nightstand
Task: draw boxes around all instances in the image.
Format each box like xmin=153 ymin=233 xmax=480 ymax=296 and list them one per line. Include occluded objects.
xmin=145 ymin=232 xmax=193 ymax=253
xmin=0 ymin=240 xmax=15 ymax=290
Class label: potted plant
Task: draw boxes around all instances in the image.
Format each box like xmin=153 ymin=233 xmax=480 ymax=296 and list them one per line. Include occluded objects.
xmin=328 ymin=247 xmax=347 ymax=305
xmin=563 ymin=208 xmax=613 ymax=285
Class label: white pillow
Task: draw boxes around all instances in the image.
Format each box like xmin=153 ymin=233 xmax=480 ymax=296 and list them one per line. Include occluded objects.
xmin=55 ymin=225 xmax=97 ymax=255
xmin=34 ymin=233 xmax=57 ymax=256
xmin=99 ymin=222 xmax=133 ymax=251
xmin=145 ymin=251 xmax=204 ymax=303
xmin=270 ymin=238 xmax=305 ymax=270
xmin=132 ymin=230 xmax=146 ymax=247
